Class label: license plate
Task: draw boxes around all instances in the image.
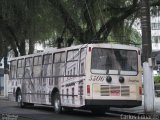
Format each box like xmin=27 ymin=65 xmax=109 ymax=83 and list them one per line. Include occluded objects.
xmin=111 ymin=91 xmax=120 ymax=96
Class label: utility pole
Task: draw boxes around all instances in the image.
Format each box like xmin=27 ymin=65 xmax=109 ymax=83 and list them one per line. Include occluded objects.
xmin=141 ymin=0 xmax=155 ymax=114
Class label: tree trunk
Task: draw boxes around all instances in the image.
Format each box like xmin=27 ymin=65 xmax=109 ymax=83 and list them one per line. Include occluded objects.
xmin=13 ymin=49 xmax=18 ymax=57
xmin=49 ymin=0 xmax=84 ymax=43
xmin=28 ymin=39 xmax=34 ymax=54
xmin=19 ymin=40 xmax=26 ymax=56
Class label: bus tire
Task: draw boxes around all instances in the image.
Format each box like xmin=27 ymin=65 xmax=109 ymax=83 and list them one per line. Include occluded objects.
xmin=24 ymin=103 xmax=34 ymax=107
xmin=17 ymin=91 xmax=25 ymax=108
xmin=63 ymin=107 xmax=73 ymax=112
xmin=53 ymin=92 xmax=62 ymax=113
xmin=91 ymin=109 xmax=106 ymax=115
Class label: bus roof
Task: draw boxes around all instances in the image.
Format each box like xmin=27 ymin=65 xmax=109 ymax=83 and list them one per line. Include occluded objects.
xmin=9 ymin=43 xmax=140 ymax=61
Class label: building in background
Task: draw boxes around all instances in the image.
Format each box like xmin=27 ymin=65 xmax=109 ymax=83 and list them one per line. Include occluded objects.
xmin=133 ymin=11 xmax=160 ymax=51
xmin=151 ymin=13 xmax=160 ymax=51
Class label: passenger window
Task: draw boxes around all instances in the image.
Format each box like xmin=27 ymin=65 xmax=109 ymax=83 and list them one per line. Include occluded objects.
xmin=33 ymin=56 xmax=42 ymax=78
xmin=42 ymin=54 xmax=52 ymax=77
xmin=67 ymin=49 xmax=79 ymax=61
xmin=80 ymin=62 xmax=84 ymax=74
xmin=17 ymin=59 xmax=24 ymax=78
xmin=10 ymin=60 xmax=17 ymax=79
xmin=66 ymin=49 xmax=79 ymax=76
xmin=53 ymin=52 xmax=66 ymax=76
xmin=80 ymin=48 xmax=86 ymax=75
xmin=24 ymin=57 xmax=33 ymax=78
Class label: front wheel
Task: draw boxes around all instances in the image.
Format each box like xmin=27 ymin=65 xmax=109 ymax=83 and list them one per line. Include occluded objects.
xmin=53 ymin=92 xmax=62 ymax=113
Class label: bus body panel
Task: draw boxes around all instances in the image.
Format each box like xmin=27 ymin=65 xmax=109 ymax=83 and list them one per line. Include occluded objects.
xmin=84 ymin=44 xmax=142 ymax=108
xmin=8 ymin=43 xmax=142 ymax=109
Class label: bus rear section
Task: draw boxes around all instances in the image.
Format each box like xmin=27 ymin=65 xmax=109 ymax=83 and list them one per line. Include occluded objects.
xmin=84 ymin=45 xmax=142 ymax=111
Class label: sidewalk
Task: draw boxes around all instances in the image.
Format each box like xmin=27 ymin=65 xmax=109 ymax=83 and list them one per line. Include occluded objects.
xmin=155 ymin=97 xmax=160 ymax=114
xmin=111 ymin=96 xmax=160 ymax=115
xmin=0 ymin=95 xmax=8 ymax=100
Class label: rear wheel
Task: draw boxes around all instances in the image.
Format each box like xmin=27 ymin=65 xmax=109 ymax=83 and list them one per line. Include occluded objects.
xmin=63 ymin=107 xmax=73 ymax=112
xmin=91 ymin=109 xmax=106 ymax=115
xmin=17 ymin=91 xmax=25 ymax=108
xmin=17 ymin=91 xmax=34 ymax=108
xmin=53 ymin=92 xmax=62 ymax=113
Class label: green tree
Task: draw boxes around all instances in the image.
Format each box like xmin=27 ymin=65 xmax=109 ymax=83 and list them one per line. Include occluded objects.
xmin=48 ymin=0 xmax=160 ymax=45
xmin=0 ymin=0 xmax=55 ymax=56
xmin=0 ymin=0 xmax=160 ymax=58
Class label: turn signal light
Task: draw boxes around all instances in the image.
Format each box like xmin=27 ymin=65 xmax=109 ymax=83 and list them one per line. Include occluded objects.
xmin=89 ymin=47 xmax=92 ymax=52
xmin=87 ymin=85 xmax=90 ymax=96
xmin=139 ymin=87 xmax=142 ymax=95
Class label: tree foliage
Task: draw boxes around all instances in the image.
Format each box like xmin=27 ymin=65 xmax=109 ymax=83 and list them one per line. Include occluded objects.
xmin=48 ymin=0 xmax=160 ymax=44
xmin=0 ymin=0 xmax=55 ymax=57
xmin=0 ymin=0 xmax=160 ymax=58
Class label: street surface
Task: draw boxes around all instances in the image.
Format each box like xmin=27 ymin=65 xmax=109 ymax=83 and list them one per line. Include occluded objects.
xmin=0 ymin=98 xmax=160 ymax=120
xmin=111 ymin=96 xmax=160 ymax=114
xmin=0 ymin=99 xmax=120 ymax=120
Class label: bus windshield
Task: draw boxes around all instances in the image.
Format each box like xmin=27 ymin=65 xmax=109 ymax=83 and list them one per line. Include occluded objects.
xmin=91 ymin=48 xmax=138 ymax=75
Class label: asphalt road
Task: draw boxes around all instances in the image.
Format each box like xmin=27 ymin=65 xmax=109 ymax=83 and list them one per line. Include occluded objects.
xmin=0 ymin=99 xmax=121 ymax=120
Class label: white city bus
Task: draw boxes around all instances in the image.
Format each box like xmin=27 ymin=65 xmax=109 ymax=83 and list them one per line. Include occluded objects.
xmin=8 ymin=43 xmax=142 ymax=114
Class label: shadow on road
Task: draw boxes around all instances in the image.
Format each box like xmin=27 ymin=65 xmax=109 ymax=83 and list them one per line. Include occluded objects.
xmin=13 ymin=105 xmax=115 ymax=118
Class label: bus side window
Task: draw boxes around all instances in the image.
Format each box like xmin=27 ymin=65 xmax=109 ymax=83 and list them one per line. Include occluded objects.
xmin=33 ymin=56 xmax=42 ymax=78
xmin=80 ymin=48 xmax=86 ymax=75
xmin=10 ymin=60 xmax=17 ymax=79
xmin=70 ymin=69 xmax=72 ymax=76
xmin=66 ymin=49 xmax=79 ymax=77
xmin=73 ymin=67 xmax=76 ymax=75
xmin=80 ymin=62 xmax=84 ymax=74
xmin=17 ymin=59 xmax=24 ymax=78
xmin=42 ymin=54 xmax=52 ymax=77
xmin=53 ymin=52 xmax=66 ymax=76
xmin=24 ymin=57 xmax=33 ymax=78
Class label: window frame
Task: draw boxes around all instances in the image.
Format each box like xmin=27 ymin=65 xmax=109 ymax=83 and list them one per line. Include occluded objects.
xmin=33 ymin=55 xmax=42 ymax=66
xmin=53 ymin=51 xmax=66 ymax=63
xmin=32 ymin=55 xmax=42 ymax=78
xmin=16 ymin=59 xmax=24 ymax=79
xmin=52 ymin=51 xmax=66 ymax=77
xmin=67 ymin=49 xmax=79 ymax=62
xmin=66 ymin=49 xmax=79 ymax=77
xmin=25 ymin=57 xmax=33 ymax=67
xmin=79 ymin=47 xmax=87 ymax=75
xmin=42 ymin=54 xmax=53 ymax=77
xmin=90 ymin=47 xmax=138 ymax=76
xmin=43 ymin=54 xmax=52 ymax=65
xmin=10 ymin=60 xmax=17 ymax=79
xmin=24 ymin=57 xmax=33 ymax=79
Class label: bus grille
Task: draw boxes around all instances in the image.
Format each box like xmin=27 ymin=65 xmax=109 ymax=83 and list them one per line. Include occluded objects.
xmin=100 ymin=85 xmax=130 ymax=96
xmin=121 ymin=86 xmax=130 ymax=96
xmin=101 ymin=85 xmax=110 ymax=96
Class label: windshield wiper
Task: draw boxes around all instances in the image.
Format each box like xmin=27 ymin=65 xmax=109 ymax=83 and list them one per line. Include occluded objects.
xmin=105 ymin=57 xmax=109 ymax=74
